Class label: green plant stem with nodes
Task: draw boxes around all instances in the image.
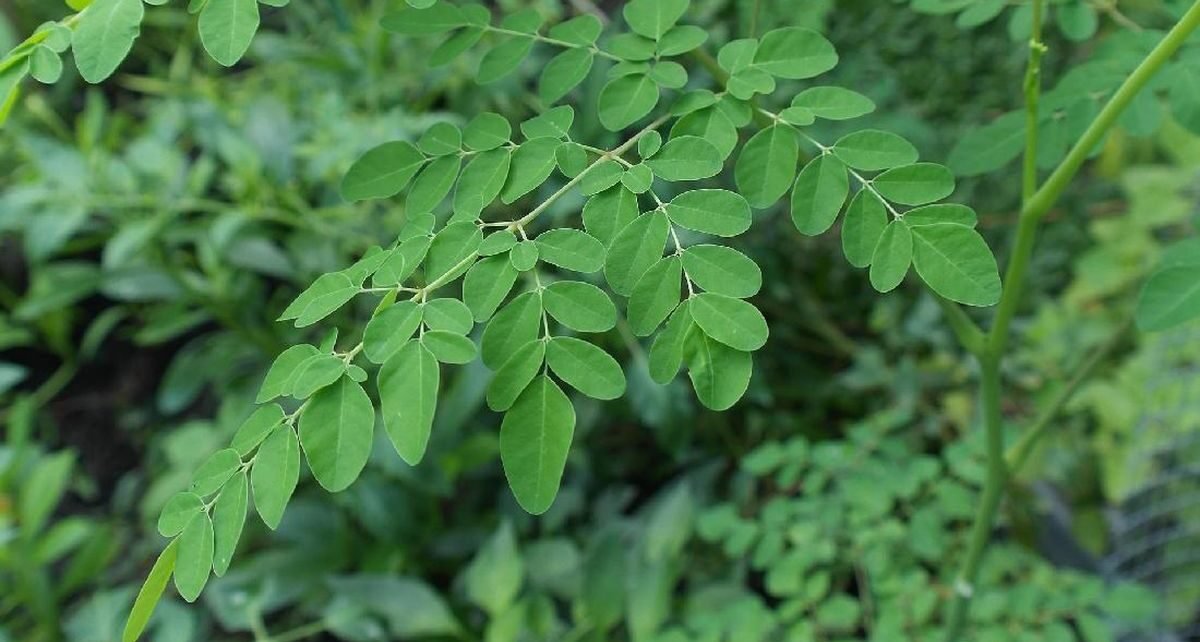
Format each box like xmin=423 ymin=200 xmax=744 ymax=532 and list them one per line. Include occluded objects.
xmin=941 ymin=1 xmax=1200 ymax=638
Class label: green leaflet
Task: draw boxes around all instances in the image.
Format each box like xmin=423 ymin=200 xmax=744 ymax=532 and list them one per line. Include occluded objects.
xmin=869 ymin=220 xmax=912 ymax=293
xmin=157 ymin=492 xmax=202 ymax=537
xmin=522 ymin=106 xmax=574 ymax=140
xmin=364 ymin=300 xmax=422 ymax=364
xmin=649 ymin=302 xmax=694 ymax=384
xmin=299 ymin=376 xmax=374 ymax=492
xmin=792 ymin=86 xmax=875 ymax=120
xmin=422 ymin=330 xmax=477 ymax=364
xmin=374 ymin=236 xmax=431 ymax=287
xmin=510 ymin=241 xmax=539 ymax=271
xmin=122 ymin=539 xmax=178 ymax=642
xmin=605 ymin=211 xmax=670 ymax=296
xmin=688 ymin=293 xmax=768 ymax=351
xmin=557 ymin=142 xmax=589 ymax=177
xmin=735 ymin=125 xmax=799 ymax=208
xmin=502 ymin=138 xmax=560 ymax=203
xmin=581 ymin=160 xmax=624 ymax=196
xmin=487 ymin=340 xmax=546 ymax=412
xmin=454 ymin=148 xmax=512 ymax=218
xmin=628 ymin=256 xmax=683 ymax=336
xmin=598 ymin=74 xmax=658 ymax=131
xmin=540 ymin=48 xmax=594 ymax=105
xmin=251 ymin=424 xmax=300 ymax=529
xmin=381 ymin=2 xmax=468 ymax=34
xmin=623 ymin=0 xmax=687 ymax=40
xmin=423 ymin=298 xmax=474 ymax=334
xmin=231 ymin=404 xmax=284 ymax=456
xmin=621 ymin=164 xmax=655 ymax=194
xmin=905 ymin=203 xmax=978 ymax=227
xmin=646 ymin=136 xmax=722 ymax=181
xmin=909 ymin=223 xmax=1002 ymax=307
xmin=478 ymin=37 xmax=534 ymax=84
xmin=379 ymin=340 xmax=440 ymax=464
xmin=464 ymin=113 xmax=512 ymax=151
xmin=289 ymin=353 xmax=347 ymax=399
xmin=189 ymin=448 xmax=241 ymax=497
xmin=751 ymin=27 xmax=837 ymax=79
xmin=30 ymin=47 xmax=63 ymax=84
xmin=426 ymin=221 xmax=482 ymax=283
xmin=481 ymin=291 xmax=543 ymax=368
xmin=665 ymin=190 xmax=752 ymax=238
xmin=341 ymin=141 xmax=426 ymax=202
xmin=831 ymin=130 xmax=918 ymax=171
xmin=546 ymin=337 xmax=626 ymax=400
xmin=718 ymin=39 xmax=756 ymax=74
xmin=212 ymin=471 xmax=248 ymax=576
xmin=543 ymin=281 xmax=617 ymax=333
xmin=174 ymin=513 xmax=214 ymax=602
xmin=638 ymin=131 xmax=663 ymax=158
xmin=685 ymin=328 xmax=753 ymax=411
xmin=658 ymin=25 xmax=707 ymax=56
xmin=480 ymin=230 xmax=518 ymax=257
xmin=650 ymin=61 xmax=689 ymax=89
xmin=464 ymin=255 xmax=519 ymax=321
xmin=500 ymin=376 xmax=575 ymax=514
xmin=549 ymin=14 xmax=602 ymax=45
xmin=841 ymin=190 xmax=888 ymax=269
xmin=71 ymin=0 xmax=144 ymax=83
xmin=583 ymin=185 xmax=640 ymax=246
xmin=535 ymin=228 xmax=605 ymax=273
xmin=872 ymin=163 xmax=955 ymax=206
xmin=672 ymin=105 xmax=739 ymax=159
xmin=682 ymin=245 xmax=762 ymax=299
xmin=198 ymin=0 xmax=260 ymax=67
xmin=408 ymin=155 xmax=461 ymax=214
xmin=790 ymin=154 xmax=849 ymax=236
xmin=608 ymin=33 xmax=656 ymax=60
xmin=1135 ymin=239 xmax=1200 ymax=331
xmin=418 ymin=122 xmax=462 ymax=156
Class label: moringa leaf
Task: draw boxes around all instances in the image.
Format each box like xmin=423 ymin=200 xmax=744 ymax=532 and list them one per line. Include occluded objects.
xmin=735 ymin=125 xmax=799 ymax=208
xmin=299 ymin=376 xmax=374 ymax=492
xmin=543 ymin=281 xmax=617 ymax=333
xmin=341 ymin=141 xmax=426 ymax=202
xmin=487 ymin=340 xmax=546 ymax=412
xmin=910 ymin=223 xmax=1001 ymax=307
xmin=688 ymin=293 xmax=768 ymax=351
xmin=790 ymin=154 xmax=849 ymax=236
xmin=198 ymin=0 xmax=260 ymax=67
xmin=605 ymin=211 xmax=670 ymax=295
xmin=500 ymin=376 xmax=575 ymax=514
xmin=869 ymin=220 xmax=912 ymax=293
xmin=72 ymin=0 xmax=144 ymax=83
xmin=251 ymin=425 xmax=300 ymax=529
xmin=682 ymin=245 xmax=762 ymax=299
xmin=379 ymin=341 xmax=440 ymax=464
xmin=546 ymin=337 xmax=626 ymax=400
xmin=628 ymin=256 xmax=683 ymax=336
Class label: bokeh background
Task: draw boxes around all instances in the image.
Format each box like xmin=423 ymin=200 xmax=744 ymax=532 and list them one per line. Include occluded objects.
xmin=2 ymin=0 xmax=1199 ymax=640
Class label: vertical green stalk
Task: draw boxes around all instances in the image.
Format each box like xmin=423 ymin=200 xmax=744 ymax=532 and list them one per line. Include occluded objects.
xmin=942 ymin=2 xmax=1200 ymax=639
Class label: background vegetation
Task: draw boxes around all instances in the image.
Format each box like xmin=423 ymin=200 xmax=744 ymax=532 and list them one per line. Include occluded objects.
xmin=1 ymin=0 xmax=1197 ymax=640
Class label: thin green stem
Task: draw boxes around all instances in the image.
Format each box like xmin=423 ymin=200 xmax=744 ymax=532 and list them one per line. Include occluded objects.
xmin=942 ymin=3 xmax=1200 ymax=639
xmin=1021 ymin=1 xmax=1046 ymax=205
xmin=483 ymin=25 xmax=622 ymax=61
xmin=934 ymin=297 xmax=986 ymax=356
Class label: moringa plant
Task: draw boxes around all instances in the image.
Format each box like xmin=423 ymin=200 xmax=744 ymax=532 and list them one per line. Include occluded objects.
xmin=5 ymin=0 xmax=1199 ymax=640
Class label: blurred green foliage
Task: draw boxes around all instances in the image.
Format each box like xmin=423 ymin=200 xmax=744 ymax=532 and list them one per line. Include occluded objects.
xmin=2 ymin=0 xmax=1199 ymax=640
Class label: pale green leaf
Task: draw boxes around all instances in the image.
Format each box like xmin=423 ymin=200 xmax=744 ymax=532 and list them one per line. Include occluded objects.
xmin=548 ymin=14 xmax=602 ymax=45
xmin=464 ymin=113 xmax=512 ymax=151
xmin=628 ymin=256 xmax=682 ymax=336
xmin=425 ymin=221 xmax=482 ymax=283
xmin=481 ymin=291 xmax=543 ymax=368
xmin=500 ymin=376 xmax=575 ymax=514
xmin=189 ymin=448 xmax=241 ymax=497
xmin=231 ymin=403 xmax=284 ymax=456
xmin=598 ymin=74 xmax=658 ymax=131
xmin=581 ymin=160 xmax=624 ymax=196
xmin=910 ymin=223 xmax=1002 ymax=307
xmin=464 ymin=255 xmax=518 ymax=322
xmin=257 ymin=344 xmax=319 ymax=402
xmin=543 ymin=281 xmax=617 ymax=333
xmin=454 ymin=148 xmax=511 ymax=218
xmin=873 ymin=163 xmax=955 ymax=206
xmin=379 ymin=341 xmax=440 ymax=464
xmin=422 ymin=330 xmax=477 ymax=364
xmin=540 ymin=48 xmax=594 ymax=105
xmin=751 ymin=27 xmax=837 ymax=79
xmin=831 ymin=130 xmax=918 ymax=171
xmin=381 ymin=2 xmax=466 ymax=34
xmin=299 ymin=376 xmax=374 ymax=492
xmin=422 ymin=298 xmax=474 ymax=334
xmin=622 ymin=0 xmax=687 ymax=40
xmin=682 ymin=245 xmax=761 ymax=298
xmin=487 ymin=340 xmax=546 ymax=412
xmin=502 ymin=138 xmax=560 ymax=203
xmin=665 ymin=189 xmax=751 ymax=237
xmin=605 ymin=211 xmax=669 ymax=295
xmin=583 ymin=185 xmax=639 ymax=246
xmin=418 ymin=122 xmax=462 ymax=156
xmin=198 ymin=0 xmax=259 ymax=67
xmin=174 ymin=513 xmax=214 ymax=602
xmin=905 ymin=203 xmax=978 ymax=227
xmin=157 ymin=492 xmax=202 ymax=537
xmin=251 ymin=425 xmax=300 ymax=529
xmin=791 ymin=86 xmax=875 ymax=120
xmin=341 ymin=141 xmax=426 ymax=202
xmin=685 ymin=329 xmax=752 ymax=411
xmin=364 ymin=300 xmax=422 ymax=364
xmin=521 ymin=105 xmax=575 ymax=140
xmin=478 ymin=37 xmax=533 ymax=84
xmin=735 ymin=125 xmax=798 ymax=208
xmin=649 ymin=301 xmax=693 ymax=384
xmin=688 ymin=293 xmax=768 ymax=351
xmin=644 ymin=135 xmax=722 ymax=181
xmin=657 ymin=25 xmax=707 ymax=56
xmin=790 ymin=154 xmax=849 ymax=235
xmin=407 ymin=155 xmax=461 ymax=213
xmin=510 ymin=240 xmax=539 ymax=271
xmin=841 ymin=190 xmax=888 ymax=268
xmin=212 ymin=471 xmax=247 ymax=576
xmin=71 ymin=0 xmax=144 ymax=83
xmin=122 ymin=539 xmax=177 ymax=642
xmin=869 ymin=220 xmax=912 ymax=293
xmin=536 ymin=228 xmax=605 ymax=273
xmin=546 ymin=336 xmax=626 ymax=400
